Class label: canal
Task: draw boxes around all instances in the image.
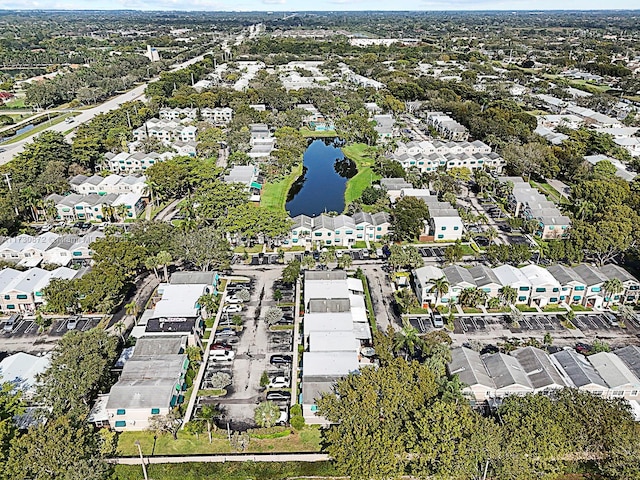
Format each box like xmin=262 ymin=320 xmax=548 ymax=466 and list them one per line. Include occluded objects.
xmin=285 ymin=138 xmax=356 ymax=217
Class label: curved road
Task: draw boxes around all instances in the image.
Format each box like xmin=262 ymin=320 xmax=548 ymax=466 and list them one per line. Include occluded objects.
xmin=0 ymin=51 xmax=214 ymax=166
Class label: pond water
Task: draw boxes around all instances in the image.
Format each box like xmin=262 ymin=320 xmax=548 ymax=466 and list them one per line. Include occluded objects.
xmin=285 ymin=138 xmax=356 ymax=217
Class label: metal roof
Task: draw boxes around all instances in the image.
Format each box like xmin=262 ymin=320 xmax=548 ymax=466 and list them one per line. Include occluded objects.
xmin=511 ymin=346 xmax=566 ymax=390
xmin=448 ymin=347 xmax=495 ymax=389
xmin=589 ymin=352 xmax=640 ymax=389
xmin=551 ymin=349 xmax=608 ymax=389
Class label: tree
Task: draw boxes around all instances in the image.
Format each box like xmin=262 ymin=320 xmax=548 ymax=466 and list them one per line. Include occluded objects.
xmin=156 ymin=250 xmax=172 ymax=282
xmin=392 ymin=196 xmax=429 ymax=241
xmin=198 ymin=404 xmax=220 ymax=444
xmin=254 ymin=401 xmax=281 ymax=428
xmin=5 ymin=415 xmax=109 ymax=480
xmin=319 ymin=250 xmax=336 ymax=266
xmin=113 ymin=321 xmax=126 ymax=344
xmin=41 ymin=278 xmax=80 ymax=314
xmin=388 ymin=244 xmax=424 ymax=271
xmin=281 ymin=259 xmax=301 ymax=285
xmin=301 ymin=255 xmax=316 ymax=270
xmin=499 ymin=285 xmax=518 ymax=306
xmin=484 ymin=227 xmax=498 ymax=245
xmin=603 ymin=278 xmax=624 ymax=307
xmin=125 ymin=301 xmax=139 ymax=317
xmin=317 ymin=359 xmax=439 ymax=479
xmin=208 ymin=372 xmax=232 ymax=389
xmin=36 ymin=329 xmax=118 ymax=417
xmin=265 ymin=307 xmax=284 ymax=326
xmin=148 ymin=410 xmax=182 ymax=440
xmin=337 ymin=253 xmax=353 ymax=270
xmin=444 ymin=241 xmax=464 ymax=264
xmin=185 ymin=345 xmax=202 ymax=364
xmin=184 ymin=420 xmax=206 ymax=440
xmin=393 ymin=321 xmax=425 ymax=360
xmin=260 ymin=371 xmax=270 ymax=389
xmin=173 ymin=226 xmax=232 ymax=271
xmin=0 ymin=384 xmax=24 ymax=470
xmin=428 ymin=277 xmax=450 ymax=307
xmin=335 ymin=114 xmax=378 ymax=145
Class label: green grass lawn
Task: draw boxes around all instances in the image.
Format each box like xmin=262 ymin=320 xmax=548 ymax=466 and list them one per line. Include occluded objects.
xmin=114 ymin=461 xmax=337 ymax=480
xmin=342 ymin=143 xmax=382 ymax=208
xmin=516 ymin=304 xmax=538 ymax=312
xmin=233 ymin=245 xmax=263 ymax=254
xmin=260 ymin=163 xmax=303 ymax=214
xmin=116 ymin=427 xmax=321 ymax=457
xmin=571 ymin=304 xmax=592 ymax=312
xmin=461 ymin=307 xmax=483 ymax=314
xmin=299 ymin=126 xmax=337 ymax=138
xmin=543 ymin=305 xmax=566 ymax=312
xmin=530 ymin=180 xmax=570 ymax=206
xmin=1 ymin=112 xmax=74 ymax=145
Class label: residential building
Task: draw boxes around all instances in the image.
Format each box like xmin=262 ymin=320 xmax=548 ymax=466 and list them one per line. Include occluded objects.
xmin=132 ymin=119 xmax=197 ymax=143
xmin=571 ymin=264 xmax=609 ymax=310
xmin=510 ymin=346 xmax=567 ymax=392
xmin=373 ymin=114 xmax=395 ymax=139
xmin=0 ymin=266 xmax=80 ymax=314
xmin=284 ymin=212 xmax=391 ymax=247
xmin=547 ymin=264 xmax=587 ymax=305
xmin=442 ymin=265 xmax=476 ymax=304
xmin=379 ymin=177 xmax=413 ymax=203
xmin=448 ymin=347 xmax=495 ymax=403
xmin=413 ymin=265 xmax=445 ymax=308
xmin=103 ymin=151 xmax=174 ymax=173
xmin=597 ymin=264 xmax=640 ymax=304
xmin=425 ymin=112 xmax=469 ymax=141
xmin=223 ymin=165 xmax=262 ymax=202
xmin=482 ymin=352 xmax=534 ymax=397
xmin=519 ymin=265 xmax=562 ymax=307
xmin=493 ymin=265 xmax=532 ymax=304
xmin=70 ymin=174 xmax=148 ymax=197
xmin=424 ymin=198 xmax=464 ymax=241
xmin=44 ymin=192 xmax=144 ymax=222
xmin=0 ymin=352 xmax=50 ymax=398
xmin=588 ymin=352 xmax=640 ymax=400
xmin=201 ymin=107 xmax=233 ymax=125
xmin=551 ymin=349 xmax=609 ymax=396
xmin=391 ymin=139 xmax=502 ymax=173
xmin=585 ymin=154 xmax=637 ymax=182
xmin=469 ymin=265 xmax=502 ymax=299
xmin=103 ymin=336 xmax=189 ymax=431
xmin=302 ymin=271 xmax=372 ymax=424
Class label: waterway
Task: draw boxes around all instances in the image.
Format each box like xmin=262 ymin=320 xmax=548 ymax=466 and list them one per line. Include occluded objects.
xmin=285 ymin=138 xmax=356 ymax=217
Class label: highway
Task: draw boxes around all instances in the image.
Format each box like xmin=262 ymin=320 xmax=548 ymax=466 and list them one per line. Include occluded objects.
xmin=0 ymin=50 xmax=213 ymax=166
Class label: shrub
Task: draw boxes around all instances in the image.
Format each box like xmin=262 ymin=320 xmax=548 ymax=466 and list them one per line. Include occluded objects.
xmin=290 ymin=415 xmax=305 ymax=431
xmin=290 ymin=404 xmax=302 ymax=416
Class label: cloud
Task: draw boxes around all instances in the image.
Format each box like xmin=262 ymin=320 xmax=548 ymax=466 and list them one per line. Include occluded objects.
xmin=261 ymin=0 xmax=286 ymax=4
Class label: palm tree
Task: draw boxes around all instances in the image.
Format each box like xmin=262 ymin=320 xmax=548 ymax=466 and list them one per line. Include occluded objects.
xmin=198 ymin=404 xmax=221 ymax=444
xmin=428 ymin=277 xmax=450 ymax=308
xmin=337 ymin=253 xmax=353 ymax=270
xmin=499 ymin=285 xmax=518 ymax=306
xmin=115 ymin=203 xmax=129 ymax=221
xmin=603 ymin=278 xmax=624 ymax=307
xmin=144 ymin=256 xmax=160 ymax=279
xmin=458 ymin=287 xmax=477 ymax=308
xmin=114 ymin=320 xmax=126 ymax=343
xmin=484 ymin=227 xmax=498 ymax=246
xmin=393 ymin=321 xmax=425 ymax=360
xmin=125 ymin=301 xmax=139 ymax=318
xmin=476 ymin=213 xmax=489 ymax=225
xmin=157 ymin=250 xmax=172 ymax=282
xmin=301 ymin=255 xmax=316 ymax=270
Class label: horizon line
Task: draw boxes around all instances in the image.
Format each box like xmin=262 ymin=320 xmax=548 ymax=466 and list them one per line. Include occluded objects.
xmin=1 ymin=8 xmax=640 ymax=12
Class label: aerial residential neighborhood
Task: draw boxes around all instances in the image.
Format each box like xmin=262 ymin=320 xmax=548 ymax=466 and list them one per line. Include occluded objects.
xmin=1 ymin=7 xmax=640 ymax=480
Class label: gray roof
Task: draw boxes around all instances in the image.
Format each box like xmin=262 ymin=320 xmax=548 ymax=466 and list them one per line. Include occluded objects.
xmin=482 ymin=353 xmax=532 ymax=390
xmin=308 ymin=298 xmax=351 ymax=313
xmin=443 ymin=265 xmax=475 ymax=287
xmin=551 ymin=349 xmax=608 ymax=389
xmin=510 ymin=347 xmax=566 ymax=390
xmin=589 ymin=352 xmax=640 ymax=389
xmin=613 ymin=346 xmax=640 ymax=381
xmin=132 ymin=336 xmax=187 ymax=356
xmin=469 ymin=265 xmax=501 ymax=287
xmin=380 ymin=178 xmax=412 ymax=190
xmin=572 ymin=264 xmax=609 ymax=286
xmin=69 ymin=174 xmax=89 ymax=186
xmin=597 ymin=264 xmax=638 ymax=284
xmin=547 ymin=264 xmax=585 ymax=286
xmin=292 ymin=214 xmax=313 ymax=230
xmin=302 ymin=379 xmax=336 ymax=404
xmin=305 ymin=270 xmax=347 ymax=282
xmin=170 ymin=271 xmax=217 ymax=285
xmin=448 ymin=347 xmax=495 ymax=389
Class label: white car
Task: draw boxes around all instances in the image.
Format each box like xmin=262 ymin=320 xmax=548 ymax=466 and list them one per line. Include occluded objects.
xmin=268 ymin=376 xmax=290 ymax=389
xmin=210 ymin=350 xmax=235 ymax=362
xmin=223 ymin=304 xmax=242 ymax=313
xmin=277 ymin=407 xmax=289 ymax=425
xmin=225 ymin=296 xmax=244 ymax=304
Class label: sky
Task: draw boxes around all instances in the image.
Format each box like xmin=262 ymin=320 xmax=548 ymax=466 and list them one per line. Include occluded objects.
xmin=1 ymin=0 xmax=639 ymax=11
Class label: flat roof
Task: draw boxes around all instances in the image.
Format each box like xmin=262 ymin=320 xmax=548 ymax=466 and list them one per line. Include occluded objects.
xmin=303 ymin=351 xmax=359 ymax=377
xmin=308 ymin=331 xmax=360 ymax=352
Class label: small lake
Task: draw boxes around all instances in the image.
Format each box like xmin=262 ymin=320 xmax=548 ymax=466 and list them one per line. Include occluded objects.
xmin=285 ymin=138 xmax=356 ymax=217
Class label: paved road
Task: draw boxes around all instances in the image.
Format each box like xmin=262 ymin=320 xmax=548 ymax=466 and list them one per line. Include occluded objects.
xmin=547 ymin=178 xmax=571 ymax=199
xmin=0 ymin=50 xmax=213 ymax=166
xmin=111 ymin=452 xmax=330 ymax=465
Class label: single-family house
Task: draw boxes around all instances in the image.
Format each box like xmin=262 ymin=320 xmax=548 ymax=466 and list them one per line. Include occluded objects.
xmin=413 ymin=265 xmax=445 ymax=308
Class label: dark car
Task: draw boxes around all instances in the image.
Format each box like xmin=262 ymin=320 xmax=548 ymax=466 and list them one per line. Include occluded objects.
xmin=74 ymin=222 xmax=91 ymax=230
xmin=266 ymin=391 xmax=291 ymax=402
xmin=270 ymin=354 xmax=293 ymax=365
xmin=576 ymin=343 xmax=592 ymax=355
xmin=210 ymin=342 xmax=232 ymax=351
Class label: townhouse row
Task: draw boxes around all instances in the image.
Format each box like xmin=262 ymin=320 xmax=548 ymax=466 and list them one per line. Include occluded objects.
xmin=159 ymin=106 xmax=233 ymax=125
xmin=449 ymin=345 xmax=640 ymax=404
xmin=414 ymin=262 xmax=639 ymax=309
xmin=425 ymin=111 xmax=469 ymax=141
xmin=500 ymin=176 xmax=571 ymax=240
xmin=284 ymin=212 xmax=392 ymax=248
xmin=102 ymin=151 xmax=177 ymax=174
xmin=69 ymin=173 xmax=147 ymax=197
xmin=132 ymin=118 xmax=198 ymax=144
xmin=45 ymin=192 xmax=145 ymax=222
xmin=390 ymin=139 xmax=504 ymax=173
xmin=0 ymin=266 xmax=84 ymax=314
xmin=0 ymin=231 xmax=103 ymax=267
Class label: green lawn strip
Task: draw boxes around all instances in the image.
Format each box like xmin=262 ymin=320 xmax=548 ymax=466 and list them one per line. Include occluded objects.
xmin=197 ymin=388 xmax=226 ymax=397
xmin=355 ymin=270 xmax=378 ymax=333
xmin=114 ymin=460 xmax=336 ymax=480
xmin=1 ymin=112 xmax=74 ymax=145
xmin=116 ymin=427 xmax=321 ymax=457
xmin=516 ymin=304 xmax=538 ymax=312
xmin=342 ymin=143 xmax=382 ymax=207
xmin=542 ymin=305 xmax=566 ymax=312
xmin=571 ymin=304 xmax=592 ymax=312
xmin=260 ymin=163 xmax=303 ymax=214
xmin=299 ymin=126 xmax=337 ymax=138
xmin=233 ymin=245 xmax=263 ymax=254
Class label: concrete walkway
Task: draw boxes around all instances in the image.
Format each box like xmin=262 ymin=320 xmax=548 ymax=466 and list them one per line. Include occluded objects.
xmin=110 ymin=452 xmax=330 ymax=465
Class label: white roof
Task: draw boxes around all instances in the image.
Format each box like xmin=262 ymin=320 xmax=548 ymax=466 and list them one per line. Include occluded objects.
xmin=152 ymin=284 xmax=208 ymax=318
xmin=303 ymin=352 xmax=359 ymax=377
xmin=304 ymin=312 xmax=353 ymax=334
xmin=308 ymin=331 xmax=359 ymax=352
xmin=0 ymin=352 xmax=50 ymax=394
xmin=414 ymin=266 xmax=445 ymax=285
xmin=520 ymin=265 xmax=560 ymax=289
xmin=346 ymin=277 xmax=364 ymax=293
xmin=589 ymin=352 xmax=640 ymax=389
xmin=492 ymin=265 xmax=531 ymax=288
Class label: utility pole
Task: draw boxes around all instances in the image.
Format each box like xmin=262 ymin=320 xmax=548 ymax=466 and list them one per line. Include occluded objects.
xmin=3 ymin=174 xmax=19 ymax=216
xmin=134 ymin=440 xmax=148 ymax=480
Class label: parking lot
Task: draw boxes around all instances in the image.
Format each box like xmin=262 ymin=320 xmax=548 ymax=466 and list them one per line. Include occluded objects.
xmin=417 ymin=246 xmax=445 ymax=260
xmin=197 ymin=269 xmax=295 ymax=430
xmin=0 ymin=315 xmax=100 ymax=338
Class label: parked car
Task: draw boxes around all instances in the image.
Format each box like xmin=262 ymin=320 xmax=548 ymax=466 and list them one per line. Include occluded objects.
xmin=266 ymin=391 xmax=291 ymax=402
xmin=210 ymin=342 xmax=232 ymax=351
xmin=575 ymin=343 xmax=592 ymax=355
xmin=268 ymin=376 xmax=290 ymax=389
xmin=220 ymin=335 xmax=240 ymax=345
xmin=210 ymin=350 xmax=235 ymax=362
xmin=217 ymin=328 xmax=237 ymax=337
xmin=67 ymin=315 xmax=80 ymax=330
xmin=225 ymin=296 xmax=244 ymax=304
xmin=3 ymin=314 xmax=20 ymax=332
xmin=432 ymin=315 xmax=444 ymax=328
xmin=223 ymin=304 xmax=242 ymax=313
xmin=277 ymin=407 xmax=289 ymax=425
xmin=270 ymin=354 xmax=292 ymax=365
